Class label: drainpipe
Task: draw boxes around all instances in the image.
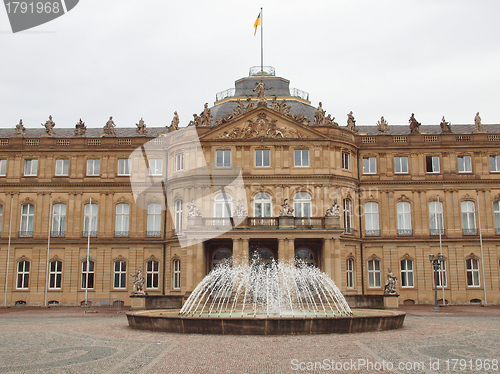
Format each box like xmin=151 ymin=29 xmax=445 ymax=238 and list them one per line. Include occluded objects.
xmin=357 ymin=148 xmax=365 ymax=295
xmin=162 ymin=181 xmax=167 ymax=296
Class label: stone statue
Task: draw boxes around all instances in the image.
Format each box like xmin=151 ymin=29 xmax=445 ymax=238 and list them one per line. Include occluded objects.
xmin=41 ymin=115 xmax=56 ymax=136
xmin=233 ymin=200 xmax=248 ymax=217
xmin=314 ymin=102 xmax=326 ymax=126
xmin=74 ymin=118 xmax=87 ymax=137
xmin=440 ymin=116 xmax=452 ymax=134
xmin=254 ymin=80 xmax=267 ymax=107
xmin=245 ymin=95 xmax=254 ymax=112
xmin=130 ymin=267 xmax=146 ymax=295
xmin=188 ymin=114 xmax=201 ymax=127
xmin=409 ymin=113 xmax=421 ymax=134
xmin=346 ymin=111 xmax=356 ymax=131
xmin=104 ymin=116 xmax=117 ymax=136
xmin=377 ymin=116 xmax=389 ymax=134
xmin=324 ymin=114 xmax=338 ymax=127
xmin=168 ymin=111 xmax=179 ymax=132
xmin=279 ymin=199 xmax=294 ymax=217
xmin=384 ymin=268 xmax=398 ymax=295
xmin=473 ymin=112 xmax=486 ymax=133
xmin=15 ymin=119 xmax=26 ymax=136
xmin=200 ymin=103 xmax=213 ymax=127
xmin=232 ymin=99 xmax=244 ymax=117
xmin=270 ymin=95 xmax=279 ymax=111
xmin=325 ymin=200 xmax=340 ymax=217
xmin=136 ymin=118 xmax=147 ymax=135
xmin=187 ymin=199 xmax=201 ymax=217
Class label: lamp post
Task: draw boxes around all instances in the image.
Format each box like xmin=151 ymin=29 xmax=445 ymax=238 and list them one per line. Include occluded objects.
xmin=429 ymin=253 xmax=443 ymax=312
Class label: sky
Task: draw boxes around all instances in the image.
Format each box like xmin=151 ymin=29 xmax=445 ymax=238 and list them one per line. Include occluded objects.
xmin=1 ymin=0 xmax=500 ymax=130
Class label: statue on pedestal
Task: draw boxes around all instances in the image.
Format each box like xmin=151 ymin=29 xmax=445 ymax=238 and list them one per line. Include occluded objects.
xmin=130 ymin=268 xmax=146 ymax=295
xmin=187 ymin=200 xmax=202 ymax=217
xmin=440 ymin=116 xmax=452 ymax=134
xmin=41 ymin=115 xmax=56 ymax=136
xmin=103 ymin=116 xmax=117 ymax=136
xmin=15 ymin=119 xmax=26 ymax=137
xmin=377 ymin=116 xmax=389 ymax=134
xmin=346 ymin=111 xmax=356 ymax=131
xmin=384 ymin=268 xmax=398 ymax=295
xmin=136 ymin=118 xmax=147 ymax=135
xmin=409 ymin=113 xmax=421 ymax=134
xmin=314 ymin=102 xmax=326 ymax=126
xmin=279 ymin=199 xmax=294 ymax=217
xmin=254 ymin=80 xmax=267 ymax=107
xmin=473 ymin=112 xmax=486 ymax=133
xmin=233 ymin=200 xmax=248 ymax=217
xmin=325 ymin=200 xmax=340 ymax=217
xmin=74 ymin=119 xmax=87 ymax=137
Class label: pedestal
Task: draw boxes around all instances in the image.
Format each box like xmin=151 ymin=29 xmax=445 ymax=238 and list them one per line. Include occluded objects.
xmin=383 ymin=294 xmax=399 ymax=309
xmin=278 ymin=216 xmax=294 ymax=229
xmin=129 ymin=294 xmax=147 ymax=311
xmin=324 ymin=216 xmax=340 ymax=228
xmin=188 ymin=217 xmax=203 ymax=227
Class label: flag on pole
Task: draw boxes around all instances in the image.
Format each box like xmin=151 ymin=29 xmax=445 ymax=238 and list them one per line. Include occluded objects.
xmin=253 ymin=12 xmax=261 ymax=36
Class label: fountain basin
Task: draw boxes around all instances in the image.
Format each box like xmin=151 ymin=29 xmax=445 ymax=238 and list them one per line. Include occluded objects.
xmin=126 ymin=309 xmax=406 ymax=335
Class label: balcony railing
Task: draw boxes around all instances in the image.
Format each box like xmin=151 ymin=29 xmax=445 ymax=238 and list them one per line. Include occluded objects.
xmin=462 ymin=228 xmax=478 ymax=235
xmin=114 ymin=231 xmax=129 ymax=237
xmin=430 ymin=229 xmax=445 ymax=236
xmin=82 ymin=231 xmax=97 ymax=237
xmin=397 ymin=229 xmax=413 ymax=236
xmin=187 ymin=217 xmax=344 ymax=230
xmin=344 ymin=227 xmax=354 ymax=234
xmin=146 ymin=231 xmax=162 ymax=237
xmin=51 ymin=231 xmax=65 ymax=237
xmin=365 ymin=230 xmax=381 ymax=236
xmin=19 ymin=231 xmax=33 ymax=238
xmin=248 ymin=217 xmax=278 ymax=227
xmin=294 ymin=217 xmax=324 ymax=228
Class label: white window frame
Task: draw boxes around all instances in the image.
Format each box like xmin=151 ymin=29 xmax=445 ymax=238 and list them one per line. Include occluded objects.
xmin=458 ymin=155 xmax=472 ymax=173
xmin=0 ymin=159 xmax=6 ymax=176
xmin=426 ymin=155 xmax=440 ymax=173
xmin=149 ymin=158 xmax=163 ymax=176
xmin=293 ymin=192 xmax=312 ymax=218
xmin=368 ymin=259 xmax=381 ymax=288
xmin=86 ymin=159 xmax=100 ymax=176
xmin=52 ymin=203 xmax=66 ymax=236
xmin=346 ymin=259 xmax=354 ymax=289
xmin=214 ymin=193 xmax=232 ymax=218
xmin=494 ymin=201 xmax=500 ymax=234
xmin=24 ymin=159 xmax=38 ymax=176
xmin=254 ymin=192 xmax=272 ymax=217
xmin=81 ymin=260 xmax=94 ymax=289
xmin=0 ymin=204 xmax=2 ymax=236
xmin=20 ymin=203 xmax=35 ymax=236
xmin=216 ymin=150 xmax=231 ymax=168
xmin=55 ymin=159 xmax=69 ymax=176
xmin=362 ymin=157 xmax=377 ymax=174
xmin=394 ymin=156 xmax=408 ymax=174
xmin=173 ymin=259 xmax=181 ymax=289
xmin=294 ymin=149 xmax=309 ymax=167
xmin=255 ymin=149 xmax=271 ymax=167
xmin=17 ymin=260 xmax=30 ymax=289
xmin=436 ymin=259 xmax=447 ymax=287
xmin=175 ymin=153 xmax=184 ymax=172
xmin=115 ymin=203 xmax=130 ymax=236
xmin=84 ymin=203 xmax=98 ymax=236
xmin=400 ymin=259 xmax=414 ymax=288
xmin=117 ymin=159 xmax=131 ymax=176
xmin=364 ymin=202 xmax=380 ymax=235
xmin=429 ymin=201 xmax=444 ymax=235
xmin=147 ymin=203 xmax=161 ymax=236
xmin=343 ymin=199 xmax=352 ymax=230
xmin=174 ymin=200 xmax=183 ymax=234
xmin=396 ymin=201 xmax=412 ymax=234
xmin=49 ymin=260 xmax=62 ymax=290
xmin=461 ymin=201 xmax=476 ymax=233
xmin=113 ymin=260 xmax=127 ymax=289
xmin=342 ymin=152 xmax=350 ymax=170
xmin=490 ymin=155 xmax=500 ymax=173
xmin=146 ymin=260 xmax=159 ymax=289
xmin=466 ymin=258 xmax=480 ymax=287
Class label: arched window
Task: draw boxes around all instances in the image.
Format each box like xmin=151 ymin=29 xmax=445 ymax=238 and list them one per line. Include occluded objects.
xmin=214 ymin=193 xmax=232 ymax=217
xmin=173 ymin=259 xmax=181 ymax=289
xmin=461 ymin=201 xmax=476 ymax=235
xmin=49 ymin=260 xmax=62 ymax=290
xmin=429 ymin=201 xmax=444 ymax=235
xmin=174 ymin=200 xmax=183 ymax=234
xmin=52 ymin=203 xmax=66 ymax=237
xmin=368 ymin=259 xmax=381 ymax=288
xmin=364 ymin=202 xmax=380 ymax=236
xmin=81 ymin=259 xmax=94 ymax=289
xmin=212 ymin=249 xmax=232 ymax=269
xmin=83 ymin=203 xmax=98 ymax=237
xmin=343 ymin=199 xmax=352 ymax=232
xmin=293 ymin=192 xmax=311 ymax=217
xmin=397 ymin=201 xmax=412 ymax=236
xmin=147 ymin=203 xmax=161 ymax=237
xmin=295 ymin=249 xmax=315 ymax=266
xmin=400 ymin=259 xmax=414 ymax=288
xmin=146 ymin=260 xmax=159 ymax=289
xmin=20 ymin=203 xmax=35 ymax=237
xmin=16 ymin=260 xmax=30 ymax=289
xmin=494 ymin=201 xmax=500 ymax=235
xmin=115 ymin=203 xmax=130 ymax=236
xmin=254 ymin=192 xmax=272 ymax=217
xmin=114 ymin=260 xmax=127 ymax=289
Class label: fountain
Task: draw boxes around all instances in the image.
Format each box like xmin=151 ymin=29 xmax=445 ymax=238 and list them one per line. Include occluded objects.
xmin=127 ymin=258 xmax=405 ymax=335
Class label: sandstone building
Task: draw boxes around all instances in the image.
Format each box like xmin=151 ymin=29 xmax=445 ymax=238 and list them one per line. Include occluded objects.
xmin=0 ymin=67 xmax=499 ymax=307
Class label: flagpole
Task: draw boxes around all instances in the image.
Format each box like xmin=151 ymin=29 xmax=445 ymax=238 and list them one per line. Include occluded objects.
xmin=85 ymin=197 xmax=91 ymax=311
xmin=438 ymin=196 xmax=445 ymax=305
xmin=260 ymin=7 xmax=263 ymax=72
xmin=477 ymin=193 xmax=487 ymax=306
xmin=4 ymin=195 xmax=13 ymax=307
xmin=44 ymin=195 xmax=53 ymax=307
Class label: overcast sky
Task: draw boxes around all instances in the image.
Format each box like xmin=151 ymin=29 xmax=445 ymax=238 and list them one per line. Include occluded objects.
xmin=1 ymin=0 xmax=499 ymax=130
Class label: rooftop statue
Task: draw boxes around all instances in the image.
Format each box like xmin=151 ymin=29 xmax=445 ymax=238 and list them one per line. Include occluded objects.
xmin=245 ymin=95 xmax=254 ymax=112
xmin=346 ymin=111 xmax=356 ymax=132
xmin=188 ymin=113 xmax=201 ymax=127
xmin=15 ymin=119 xmax=26 ymax=137
xmin=440 ymin=116 xmax=452 ymax=134
xmin=409 ymin=113 xmax=420 ymax=134
xmin=473 ymin=112 xmax=486 ymax=133
xmin=314 ymin=102 xmax=326 ymax=126
xmin=232 ymin=99 xmax=244 ymax=117
xmin=377 ymin=116 xmax=389 ymax=134
xmin=270 ymin=95 xmax=279 ymax=111
xmin=136 ymin=118 xmax=148 ymax=135
xmin=200 ymin=103 xmax=213 ymax=127
xmin=41 ymin=115 xmax=56 ymax=136
xmin=74 ymin=118 xmax=87 ymax=137
xmin=168 ymin=111 xmax=179 ymax=132
xmin=254 ymin=80 xmax=268 ymax=107
xmin=103 ymin=116 xmax=117 ymax=136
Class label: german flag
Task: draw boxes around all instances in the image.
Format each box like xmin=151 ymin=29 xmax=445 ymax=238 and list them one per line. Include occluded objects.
xmin=254 ymin=12 xmax=261 ymax=36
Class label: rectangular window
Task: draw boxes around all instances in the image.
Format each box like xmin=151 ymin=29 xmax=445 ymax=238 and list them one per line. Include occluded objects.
xmin=255 ymin=149 xmax=271 ymax=167
xmin=115 ymin=204 xmax=130 ymax=236
xmin=342 ymin=152 xmax=350 ymax=170
xmin=49 ymin=261 xmax=62 ymax=290
xmin=343 ymin=199 xmax=352 ymax=231
xmin=86 ymin=159 xmax=100 ymax=176
xmin=294 ymin=149 xmax=309 ymax=167
xmin=175 ymin=153 xmax=184 ymax=171
xmin=397 ymin=201 xmax=412 ymax=235
xmin=461 ymin=201 xmax=476 ymax=234
xmin=174 ymin=200 xmax=183 ymax=235
xmin=426 ymin=156 xmax=440 ymax=173
xmin=114 ymin=260 xmax=127 ymax=289
xmin=466 ymin=258 xmax=480 ymax=287
xmin=24 ymin=159 xmax=38 ymax=176
xmin=429 ymin=201 xmax=444 ymax=235
xmin=216 ymin=150 xmax=231 ymax=168
xmin=52 ymin=203 xmax=66 ymax=236
xmin=81 ymin=260 xmax=94 ymax=289
xmin=458 ymin=155 xmax=472 ymax=173
xmin=400 ymin=259 xmax=414 ymax=288
xmin=117 ymin=159 xmax=131 ymax=176
xmin=20 ymin=204 xmax=34 ymax=237
xmin=364 ymin=202 xmax=380 ymax=236
xmin=147 ymin=203 xmax=161 ymax=236
xmin=490 ymin=155 xmax=500 ymax=172
xmin=83 ymin=203 xmax=98 ymax=237
xmin=362 ymin=157 xmax=376 ymax=174
xmin=436 ymin=259 xmax=447 ymax=287
xmin=368 ymin=259 xmax=381 ymax=288
xmin=149 ymin=159 xmax=163 ymax=175
xmin=494 ymin=201 xmax=500 ymax=235
xmin=0 ymin=159 xmax=7 ymax=176
xmin=346 ymin=259 xmax=354 ymax=288
xmin=55 ymin=159 xmax=69 ymax=176
xmin=173 ymin=259 xmax=181 ymax=289
xmin=394 ymin=156 xmax=408 ymax=174
xmin=17 ymin=261 xmax=30 ymax=289
xmin=146 ymin=260 xmax=159 ymax=289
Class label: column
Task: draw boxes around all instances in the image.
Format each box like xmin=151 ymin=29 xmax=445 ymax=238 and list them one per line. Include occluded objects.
xmin=333 ymin=238 xmax=341 ymax=286
xmin=278 ymin=239 xmax=286 ymax=262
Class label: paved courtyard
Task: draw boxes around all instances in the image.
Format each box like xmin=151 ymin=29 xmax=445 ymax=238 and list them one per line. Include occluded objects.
xmin=0 ymin=305 xmax=498 ymax=374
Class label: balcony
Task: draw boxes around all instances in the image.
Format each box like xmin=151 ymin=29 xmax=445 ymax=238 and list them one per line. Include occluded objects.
xmin=187 ymin=217 xmax=341 ymax=230
xmin=430 ymin=229 xmax=445 ymax=236
xmin=365 ymin=230 xmax=381 ymax=237
xmin=114 ymin=231 xmax=129 ymax=237
xmin=82 ymin=231 xmax=97 ymax=238
xmin=397 ymin=229 xmax=413 ymax=237
xmin=146 ymin=231 xmax=162 ymax=237
xmin=462 ymin=228 xmax=478 ymax=236
xmin=18 ymin=231 xmax=33 ymax=238
xmin=50 ymin=231 xmax=65 ymax=238
xmin=344 ymin=227 xmax=354 ymax=235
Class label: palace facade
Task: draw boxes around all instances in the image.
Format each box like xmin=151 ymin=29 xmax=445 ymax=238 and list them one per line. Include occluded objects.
xmin=1 ymin=67 xmax=499 ymax=307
